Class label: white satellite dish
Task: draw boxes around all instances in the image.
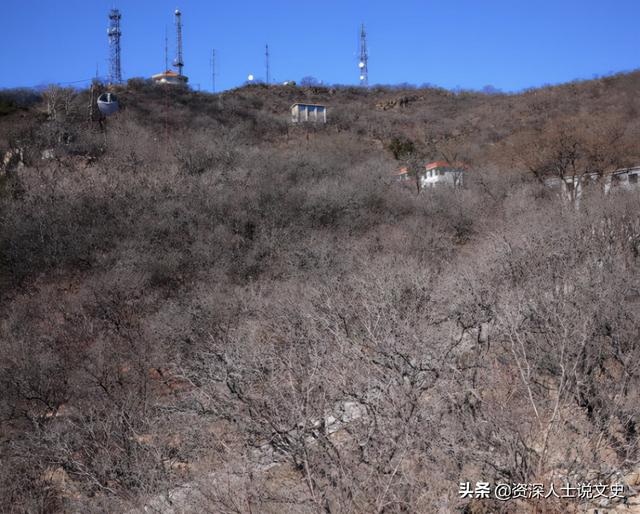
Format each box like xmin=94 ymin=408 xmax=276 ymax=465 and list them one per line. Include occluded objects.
xmin=248 ymin=74 xmax=254 ymax=81
xmin=359 ymin=75 xmax=365 ymax=81
xmin=359 ymin=62 xmax=365 ymax=68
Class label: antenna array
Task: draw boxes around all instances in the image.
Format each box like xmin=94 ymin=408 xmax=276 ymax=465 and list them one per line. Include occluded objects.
xmin=104 ymin=8 xmax=374 ymax=89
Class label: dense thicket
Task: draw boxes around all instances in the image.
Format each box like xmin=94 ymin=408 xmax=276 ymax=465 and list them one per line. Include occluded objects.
xmin=1 ymin=73 xmax=640 ymax=513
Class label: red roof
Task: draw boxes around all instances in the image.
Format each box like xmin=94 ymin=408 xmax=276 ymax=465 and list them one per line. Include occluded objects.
xmin=151 ymin=70 xmax=182 ymax=78
xmin=395 ymin=166 xmax=409 ymax=176
xmin=424 ymin=161 xmax=467 ymax=171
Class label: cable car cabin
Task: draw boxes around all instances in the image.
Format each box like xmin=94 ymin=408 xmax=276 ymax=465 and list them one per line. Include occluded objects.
xmin=291 ymin=103 xmax=327 ymax=123
xmin=97 ymin=92 xmax=119 ymax=116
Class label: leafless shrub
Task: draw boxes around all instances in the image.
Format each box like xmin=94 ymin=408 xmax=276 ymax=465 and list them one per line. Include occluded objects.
xmin=2 ymin=72 xmax=640 ymax=512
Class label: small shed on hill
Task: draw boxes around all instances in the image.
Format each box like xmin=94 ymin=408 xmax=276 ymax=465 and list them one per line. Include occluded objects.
xmin=291 ymin=103 xmax=327 ymax=123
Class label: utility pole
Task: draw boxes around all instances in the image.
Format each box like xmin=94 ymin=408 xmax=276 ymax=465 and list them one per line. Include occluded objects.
xmin=358 ymin=23 xmax=368 ymax=87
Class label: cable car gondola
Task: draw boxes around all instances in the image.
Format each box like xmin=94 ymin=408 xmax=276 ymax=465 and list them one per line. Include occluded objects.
xmin=97 ymin=92 xmax=119 ymax=116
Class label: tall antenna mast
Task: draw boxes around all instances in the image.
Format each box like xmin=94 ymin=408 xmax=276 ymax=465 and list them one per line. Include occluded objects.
xmin=265 ymin=44 xmax=270 ymax=85
xmin=211 ymin=49 xmax=216 ymax=92
xmin=358 ymin=23 xmax=368 ymax=87
xmin=107 ymin=8 xmax=122 ymax=84
xmin=164 ymin=26 xmax=169 ymax=71
xmin=173 ymin=9 xmax=184 ymax=76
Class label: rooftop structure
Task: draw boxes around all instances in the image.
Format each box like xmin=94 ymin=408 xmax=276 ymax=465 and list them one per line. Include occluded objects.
xmin=152 ymin=70 xmax=188 ymax=85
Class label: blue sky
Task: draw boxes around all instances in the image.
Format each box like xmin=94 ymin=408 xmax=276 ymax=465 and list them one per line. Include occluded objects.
xmin=1 ymin=0 xmax=639 ymax=92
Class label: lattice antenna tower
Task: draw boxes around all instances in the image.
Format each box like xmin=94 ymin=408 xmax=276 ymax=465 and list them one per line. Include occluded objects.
xmin=358 ymin=23 xmax=368 ymax=87
xmin=107 ymin=8 xmax=122 ymax=84
xmin=173 ymin=9 xmax=184 ymax=76
xmin=265 ymin=44 xmax=270 ymax=84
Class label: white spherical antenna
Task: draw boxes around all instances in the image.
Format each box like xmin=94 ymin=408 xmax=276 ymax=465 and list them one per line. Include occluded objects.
xmin=175 ymin=9 xmax=181 ymax=15
xmin=359 ymin=62 xmax=365 ymax=68
xmin=248 ymin=74 xmax=254 ymax=81
xmin=360 ymin=75 xmax=365 ymax=80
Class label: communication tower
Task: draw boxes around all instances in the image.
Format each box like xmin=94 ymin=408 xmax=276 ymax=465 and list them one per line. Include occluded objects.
xmin=173 ymin=9 xmax=184 ymax=76
xmin=108 ymin=9 xmax=122 ymax=84
xmin=358 ymin=23 xmax=368 ymax=87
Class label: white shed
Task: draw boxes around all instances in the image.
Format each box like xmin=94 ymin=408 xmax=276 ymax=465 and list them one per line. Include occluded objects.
xmin=291 ymin=103 xmax=327 ymax=123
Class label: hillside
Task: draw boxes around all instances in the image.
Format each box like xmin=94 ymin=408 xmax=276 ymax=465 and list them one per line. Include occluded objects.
xmin=1 ymin=73 xmax=640 ymax=513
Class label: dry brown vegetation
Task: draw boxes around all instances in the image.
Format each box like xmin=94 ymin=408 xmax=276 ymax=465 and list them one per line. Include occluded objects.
xmin=1 ymin=72 xmax=640 ymax=513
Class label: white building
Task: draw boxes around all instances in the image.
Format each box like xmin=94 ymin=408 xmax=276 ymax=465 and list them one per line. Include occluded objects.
xmin=291 ymin=103 xmax=327 ymax=123
xmin=420 ymin=161 xmax=465 ymax=188
xmin=151 ymin=70 xmax=188 ymax=85
xmin=544 ymin=166 xmax=640 ymax=201
xmin=395 ymin=161 xmax=466 ymax=190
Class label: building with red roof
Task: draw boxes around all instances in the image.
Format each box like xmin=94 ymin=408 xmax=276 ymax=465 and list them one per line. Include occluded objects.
xmin=151 ymin=70 xmax=188 ymax=85
xmin=395 ymin=161 xmax=467 ymax=190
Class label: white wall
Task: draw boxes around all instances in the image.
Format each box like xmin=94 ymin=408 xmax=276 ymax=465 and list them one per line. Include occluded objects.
xmin=420 ymin=169 xmax=464 ymax=188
